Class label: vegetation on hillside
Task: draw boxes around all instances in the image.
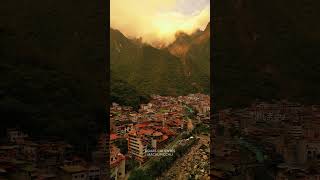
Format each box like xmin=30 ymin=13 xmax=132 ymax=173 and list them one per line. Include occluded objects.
xmin=111 ymin=75 xmax=150 ymax=109
xmin=110 ymin=27 xmax=210 ymax=106
xmin=0 ymin=0 xmax=107 ymax=152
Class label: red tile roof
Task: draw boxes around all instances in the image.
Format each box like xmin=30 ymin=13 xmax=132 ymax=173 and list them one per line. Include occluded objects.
xmin=153 ymin=126 xmax=163 ymax=130
xmin=174 ymin=119 xmax=182 ymax=125
xmin=160 ymin=127 xmax=175 ymax=136
xmin=135 ymin=122 xmax=150 ymax=129
xmin=158 ymin=135 xmax=169 ymax=143
xmin=110 ymin=134 xmax=118 ymax=141
xmin=138 ymin=129 xmax=154 ymax=136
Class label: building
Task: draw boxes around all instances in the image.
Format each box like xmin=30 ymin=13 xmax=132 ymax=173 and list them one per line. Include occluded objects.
xmin=59 ymin=165 xmax=87 ymax=180
xmin=110 ymin=145 xmax=125 ymax=180
xmin=21 ymin=141 xmax=39 ymax=162
xmin=0 ymin=145 xmax=19 ymax=160
xmin=7 ymin=128 xmax=28 ymax=144
xmin=127 ymin=130 xmax=148 ymax=162
xmin=87 ymin=165 xmax=100 ymax=180
xmin=187 ymin=119 xmax=194 ymax=132
xmin=115 ymin=124 xmax=133 ymax=136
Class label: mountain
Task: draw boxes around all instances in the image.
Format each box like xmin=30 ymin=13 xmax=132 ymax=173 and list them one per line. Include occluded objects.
xmin=110 ymin=22 xmax=210 ymax=105
xmin=111 ymin=74 xmax=150 ymax=110
xmin=0 ymin=0 xmax=107 ymax=150
xmin=167 ymin=22 xmax=210 ymax=93
xmin=168 ymin=22 xmax=210 ymax=59
xmin=110 ymin=28 xmax=203 ymax=101
xmin=213 ymin=0 xmax=320 ymax=110
xmin=110 ymin=24 xmax=211 ymax=106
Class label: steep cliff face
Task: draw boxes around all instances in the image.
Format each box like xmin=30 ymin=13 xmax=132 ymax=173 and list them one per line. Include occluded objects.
xmin=110 ymin=28 xmax=197 ymax=97
xmin=213 ymin=0 xmax=320 ymax=109
xmin=167 ymin=23 xmax=210 ymax=93
xmin=110 ymin=26 xmax=211 ymax=98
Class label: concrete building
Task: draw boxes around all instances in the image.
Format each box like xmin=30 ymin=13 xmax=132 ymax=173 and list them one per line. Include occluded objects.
xmin=127 ymin=130 xmax=148 ymax=162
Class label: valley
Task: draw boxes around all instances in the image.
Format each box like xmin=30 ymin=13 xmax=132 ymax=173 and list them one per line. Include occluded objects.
xmin=110 ymin=23 xmax=210 ymax=107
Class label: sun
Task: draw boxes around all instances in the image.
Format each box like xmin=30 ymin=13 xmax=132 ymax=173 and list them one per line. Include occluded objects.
xmin=154 ymin=20 xmax=177 ymax=37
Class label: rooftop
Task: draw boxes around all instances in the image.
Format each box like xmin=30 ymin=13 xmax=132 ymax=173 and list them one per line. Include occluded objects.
xmin=137 ymin=129 xmax=154 ymax=136
xmin=110 ymin=134 xmax=118 ymax=141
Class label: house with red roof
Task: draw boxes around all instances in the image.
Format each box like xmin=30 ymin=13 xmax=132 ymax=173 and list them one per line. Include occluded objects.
xmin=110 ymin=145 xmax=125 ymax=180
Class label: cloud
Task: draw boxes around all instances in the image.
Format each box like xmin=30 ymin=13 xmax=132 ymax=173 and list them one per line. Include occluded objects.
xmin=174 ymin=0 xmax=210 ymax=15
xmin=110 ymin=0 xmax=210 ymax=47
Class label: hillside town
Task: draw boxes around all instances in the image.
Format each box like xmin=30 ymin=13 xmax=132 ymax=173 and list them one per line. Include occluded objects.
xmin=213 ymin=100 xmax=320 ymax=179
xmin=0 ymin=128 xmax=108 ymax=180
xmin=110 ymin=93 xmax=210 ymax=180
xmin=0 ymin=93 xmax=209 ymax=180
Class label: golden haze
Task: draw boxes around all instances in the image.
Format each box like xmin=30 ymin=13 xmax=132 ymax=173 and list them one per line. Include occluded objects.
xmin=110 ymin=0 xmax=210 ymax=47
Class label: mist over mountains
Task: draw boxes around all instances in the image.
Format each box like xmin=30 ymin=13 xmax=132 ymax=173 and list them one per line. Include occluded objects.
xmin=110 ymin=23 xmax=210 ymax=106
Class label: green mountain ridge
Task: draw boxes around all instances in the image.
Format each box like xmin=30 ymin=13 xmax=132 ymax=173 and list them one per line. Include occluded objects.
xmin=111 ymin=74 xmax=150 ymax=109
xmin=110 ymin=24 xmax=210 ymax=106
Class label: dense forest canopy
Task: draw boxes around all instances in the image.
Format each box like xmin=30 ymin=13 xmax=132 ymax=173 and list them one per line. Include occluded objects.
xmin=110 ymin=24 xmax=210 ymax=106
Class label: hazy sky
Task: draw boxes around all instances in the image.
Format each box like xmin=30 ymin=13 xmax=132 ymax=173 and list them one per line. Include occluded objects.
xmin=110 ymin=0 xmax=210 ymax=46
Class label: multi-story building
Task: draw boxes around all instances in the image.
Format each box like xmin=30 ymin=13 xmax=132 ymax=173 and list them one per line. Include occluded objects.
xmin=127 ymin=130 xmax=149 ymax=162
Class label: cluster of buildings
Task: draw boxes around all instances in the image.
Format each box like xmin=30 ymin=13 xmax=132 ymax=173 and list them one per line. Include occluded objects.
xmin=0 ymin=94 xmax=210 ymax=180
xmin=0 ymin=128 xmax=108 ymax=180
xmin=109 ymin=145 xmax=125 ymax=180
xmin=213 ymin=100 xmax=320 ymax=179
xmin=110 ymin=94 xmax=210 ymax=178
xmin=177 ymin=93 xmax=210 ymax=124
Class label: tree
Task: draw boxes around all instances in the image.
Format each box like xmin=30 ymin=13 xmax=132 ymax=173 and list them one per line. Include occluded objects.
xmin=128 ymin=169 xmax=154 ymax=180
xmin=115 ymin=139 xmax=128 ymax=155
xmin=125 ymin=158 xmax=139 ymax=173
